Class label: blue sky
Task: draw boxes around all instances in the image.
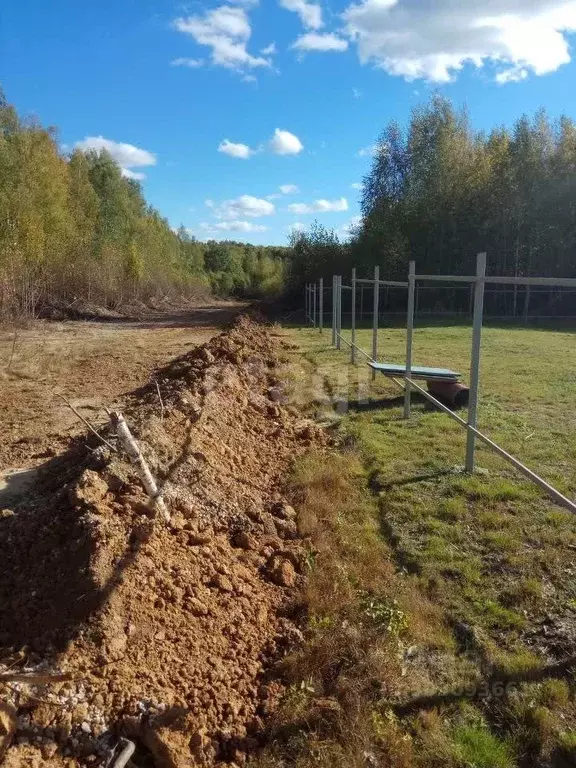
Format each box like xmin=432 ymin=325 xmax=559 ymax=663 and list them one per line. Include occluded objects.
xmin=2 ymin=0 xmax=576 ymax=245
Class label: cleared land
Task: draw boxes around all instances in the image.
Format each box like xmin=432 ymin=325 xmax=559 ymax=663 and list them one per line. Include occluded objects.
xmin=0 ymin=304 xmax=242 ymax=477
xmin=2 ymin=311 xmax=576 ymax=767
xmin=270 ymin=322 xmax=576 ymax=768
xmin=0 ymin=314 xmax=329 ymax=767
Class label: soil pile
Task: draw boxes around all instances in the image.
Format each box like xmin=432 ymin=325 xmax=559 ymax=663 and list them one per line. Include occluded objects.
xmin=0 ymin=316 xmax=327 ymax=766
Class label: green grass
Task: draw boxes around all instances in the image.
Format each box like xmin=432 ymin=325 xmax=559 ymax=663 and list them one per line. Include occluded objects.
xmin=275 ymin=321 xmax=576 ymax=767
xmin=284 ymin=324 xmax=576 ymax=646
xmin=453 ymin=724 xmax=515 ymax=768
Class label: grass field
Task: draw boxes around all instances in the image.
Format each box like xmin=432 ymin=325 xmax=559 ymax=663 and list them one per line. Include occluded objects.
xmin=267 ymin=321 xmax=576 ymax=768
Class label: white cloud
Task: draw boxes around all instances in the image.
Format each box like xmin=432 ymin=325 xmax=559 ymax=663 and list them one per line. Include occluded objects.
xmin=171 ymin=57 xmax=205 ymax=68
xmin=211 ymin=194 xmax=276 ymax=219
xmin=292 ymin=32 xmax=348 ymax=52
xmin=213 ymin=220 xmax=268 ymax=232
xmin=174 ymin=5 xmax=272 ymax=75
xmin=340 ymin=214 xmax=362 ymax=236
xmin=269 ymin=128 xmax=304 ymax=155
xmin=75 ymin=136 xmax=156 ymax=179
xmin=496 ymin=67 xmax=529 ymax=84
xmin=351 ymin=182 xmax=363 ymax=190
xmin=342 ymin=0 xmax=576 ymax=83
xmin=288 ymin=197 xmax=348 ymax=214
xmin=218 ymin=138 xmax=255 ymax=158
xmin=122 ymin=169 xmax=146 ymax=181
xmin=357 ymin=144 xmax=377 ymax=157
xmin=280 ymin=184 xmax=300 ymax=194
xmin=261 ymin=42 xmax=277 ymax=55
xmin=287 ymin=221 xmax=307 ymax=233
xmin=279 ymin=0 xmax=323 ymax=29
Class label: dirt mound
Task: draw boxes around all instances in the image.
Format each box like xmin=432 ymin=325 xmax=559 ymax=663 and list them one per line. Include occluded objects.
xmin=0 ymin=316 xmax=327 ymax=766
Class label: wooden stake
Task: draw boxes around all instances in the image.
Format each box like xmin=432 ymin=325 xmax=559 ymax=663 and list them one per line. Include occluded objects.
xmin=154 ymin=379 xmax=165 ymax=420
xmin=110 ymin=411 xmax=170 ymax=523
xmin=57 ymin=395 xmax=117 ymax=452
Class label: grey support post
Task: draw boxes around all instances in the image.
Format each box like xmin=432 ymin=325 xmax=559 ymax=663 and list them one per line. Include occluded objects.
xmin=331 ymin=275 xmax=336 ymax=345
xmin=372 ymin=265 xmax=379 ymax=380
xmin=336 ymin=276 xmax=342 ymax=350
xmin=465 ymin=252 xmax=487 ymax=472
xmin=351 ymin=268 xmax=356 ymax=363
xmin=312 ymin=281 xmax=317 ymax=328
xmin=403 ymin=261 xmax=416 ymax=419
xmin=319 ymin=278 xmax=324 ymax=334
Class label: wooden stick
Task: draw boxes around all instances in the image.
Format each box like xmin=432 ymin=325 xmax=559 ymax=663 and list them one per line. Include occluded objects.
xmin=57 ymin=395 xmax=117 ymax=452
xmin=110 ymin=411 xmax=170 ymax=523
xmin=6 ymin=329 xmax=19 ymax=373
xmin=154 ymin=379 xmax=165 ymax=420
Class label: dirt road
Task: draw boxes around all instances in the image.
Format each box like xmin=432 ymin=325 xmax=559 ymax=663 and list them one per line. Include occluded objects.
xmin=0 ymin=303 xmax=243 ymax=475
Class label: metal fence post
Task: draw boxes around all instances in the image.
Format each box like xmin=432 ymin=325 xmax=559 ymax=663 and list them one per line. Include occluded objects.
xmin=331 ymin=276 xmax=336 ymax=345
xmin=523 ymin=284 xmax=530 ymax=325
xmin=304 ymin=283 xmax=308 ymax=325
xmin=372 ymin=265 xmax=379 ymax=380
xmin=351 ymin=268 xmax=356 ymax=363
xmin=336 ymin=276 xmax=342 ymax=350
xmin=319 ymin=278 xmax=324 ymax=334
xmin=466 ymin=252 xmax=487 ymax=472
xmin=403 ymin=261 xmax=416 ymax=419
xmin=312 ymin=281 xmax=317 ymax=328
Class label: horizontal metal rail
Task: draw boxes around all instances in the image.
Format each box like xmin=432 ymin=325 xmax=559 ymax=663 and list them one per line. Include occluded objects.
xmin=335 ymin=332 xmax=374 ymax=360
xmin=337 ymin=337 xmax=576 ymax=514
xmin=415 ymin=275 xmax=480 ymax=283
xmin=403 ymin=378 xmax=576 ymax=514
xmin=356 ymin=278 xmax=408 ymax=287
xmin=416 ymin=274 xmax=576 ymax=288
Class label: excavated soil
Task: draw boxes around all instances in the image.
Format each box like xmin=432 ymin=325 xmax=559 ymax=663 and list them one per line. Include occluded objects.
xmin=0 ymin=316 xmax=327 ymax=767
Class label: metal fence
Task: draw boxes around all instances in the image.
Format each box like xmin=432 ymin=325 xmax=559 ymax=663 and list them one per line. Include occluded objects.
xmin=304 ymin=254 xmax=576 ymax=514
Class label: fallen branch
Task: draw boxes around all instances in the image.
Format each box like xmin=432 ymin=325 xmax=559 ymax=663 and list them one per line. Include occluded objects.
xmin=57 ymin=395 xmax=117 ymax=452
xmin=110 ymin=411 xmax=170 ymax=523
xmin=0 ymin=672 xmax=70 ymax=684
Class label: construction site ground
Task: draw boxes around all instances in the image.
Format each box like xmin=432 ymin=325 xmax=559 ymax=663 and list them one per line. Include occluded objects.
xmin=0 ymin=307 xmax=327 ymax=767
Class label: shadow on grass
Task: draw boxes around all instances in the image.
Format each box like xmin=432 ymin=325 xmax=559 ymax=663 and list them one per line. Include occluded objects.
xmin=370 ymin=467 xmax=457 ymax=492
xmin=346 ymin=394 xmax=430 ymax=413
xmin=393 ymin=654 xmax=576 ymax=716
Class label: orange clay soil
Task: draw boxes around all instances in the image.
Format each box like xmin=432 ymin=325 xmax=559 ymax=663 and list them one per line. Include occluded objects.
xmin=0 ymin=315 xmax=328 ymax=767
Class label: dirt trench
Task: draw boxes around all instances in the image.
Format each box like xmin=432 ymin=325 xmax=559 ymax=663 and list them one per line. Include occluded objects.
xmin=0 ymin=316 xmax=327 ymax=767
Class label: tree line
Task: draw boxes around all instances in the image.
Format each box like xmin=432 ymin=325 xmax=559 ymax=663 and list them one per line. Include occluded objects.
xmin=287 ymin=96 xmax=576 ymax=316
xmin=0 ymin=89 xmax=286 ymax=319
